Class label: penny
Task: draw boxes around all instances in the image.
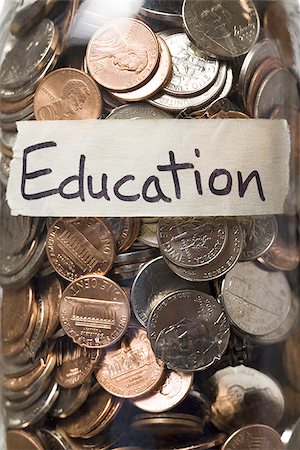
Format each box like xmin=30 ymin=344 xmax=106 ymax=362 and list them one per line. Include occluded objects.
xmin=38 ymin=273 xmax=63 ymax=340
xmin=55 ymin=338 xmax=100 ymax=388
xmin=259 ymin=234 xmax=300 ymax=271
xmin=131 ymin=256 xmax=211 ymax=327
xmin=148 ymin=290 xmax=230 ymax=372
xmin=238 ymin=39 xmax=281 ymax=105
xmin=5 ymin=377 xmax=52 ymax=412
xmin=1 ymin=284 xmax=34 ymax=342
xmin=51 ymin=379 xmax=91 ymax=418
xmin=7 ymin=430 xmax=44 ymax=450
xmin=164 ymin=220 xmax=242 ymax=282
xmin=95 ymin=327 xmax=164 ymax=398
xmin=163 ymin=33 xmax=219 ymax=97
xmin=117 ymin=217 xmax=141 ymax=252
xmin=238 ymin=215 xmax=278 ymax=261
xmin=182 ymin=0 xmax=259 ymax=59
xmin=81 ymin=397 xmax=123 ymax=438
xmin=254 ymin=68 xmax=299 ymax=118
xmin=34 ymin=68 xmax=102 ymax=120
xmin=38 ymin=428 xmax=69 ymax=450
xmin=246 ymin=58 xmax=284 ymax=116
xmin=205 ymin=365 xmax=284 ymax=434
xmin=158 ymin=217 xmax=228 ymax=268
xmin=222 ymin=262 xmax=292 ymax=336
xmin=106 ymin=102 xmax=173 ymax=119
xmin=46 ymin=217 xmax=115 ymax=281
xmin=87 ymin=18 xmax=159 ymax=91
xmin=131 ymin=370 xmax=193 ymax=413
xmin=0 ymin=19 xmax=59 ymax=90
xmin=60 ymin=275 xmax=130 ymax=348
xmin=173 ymin=433 xmax=227 ymax=449
xmin=221 ymin=424 xmax=284 ymax=450
xmin=111 ymin=37 xmax=172 ymax=102
xmin=284 ymin=326 xmax=300 ymax=392
xmin=210 ymin=110 xmax=249 ymax=119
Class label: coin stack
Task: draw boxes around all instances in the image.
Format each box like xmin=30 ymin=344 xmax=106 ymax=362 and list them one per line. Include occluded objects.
xmin=0 ymin=1 xmax=300 ymax=449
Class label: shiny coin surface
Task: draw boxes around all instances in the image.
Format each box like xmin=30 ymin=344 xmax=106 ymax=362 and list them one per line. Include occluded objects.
xmin=182 ymin=0 xmax=259 ymax=59
xmin=131 ymin=370 xmax=193 ymax=412
xmin=137 ymin=221 xmax=159 ymax=248
xmin=51 ymin=379 xmax=91 ymax=418
xmin=87 ymin=18 xmax=159 ymax=91
xmin=148 ymin=290 xmax=230 ymax=371
xmin=239 ymin=215 xmax=277 ymax=261
xmin=7 ymin=430 xmax=44 ymax=450
xmin=46 ymin=217 xmax=115 ymax=281
xmin=95 ymin=327 xmax=164 ymax=398
xmin=221 ymin=424 xmax=284 ymax=450
xmin=34 ymin=68 xmax=102 ymax=120
xmin=106 ymin=102 xmax=173 ymax=119
xmin=60 ymin=275 xmax=130 ymax=348
xmin=259 ymin=235 xmax=300 ymax=271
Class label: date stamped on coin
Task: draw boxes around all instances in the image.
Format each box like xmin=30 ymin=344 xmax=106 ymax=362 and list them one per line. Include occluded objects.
xmin=7 ymin=119 xmax=290 ymax=216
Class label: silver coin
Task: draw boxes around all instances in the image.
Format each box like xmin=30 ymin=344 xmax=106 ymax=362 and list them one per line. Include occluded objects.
xmin=286 ymin=416 xmax=300 ymax=450
xmin=106 ymin=103 xmax=174 ymax=119
xmin=131 ymin=256 xmax=211 ymax=327
xmin=182 ymin=0 xmax=259 ymax=59
xmin=115 ymin=247 xmax=159 ymax=266
xmin=222 ymin=261 xmax=292 ymax=336
xmin=38 ymin=428 xmax=70 ymax=450
xmin=1 ymin=129 xmax=17 ymax=149
xmin=238 ymin=39 xmax=281 ymax=105
xmin=0 ymin=153 xmax=10 ymax=186
xmin=163 ymin=33 xmax=219 ymax=97
xmin=239 ymin=215 xmax=278 ymax=261
xmin=149 ymin=62 xmax=227 ymax=112
xmin=138 ymin=221 xmax=159 ymax=248
xmin=5 ymin=377 xmax=52 ymax=411
xmin=205 ymin=365 xmax=284 ymax=433
xmin=0 ymin=19 xmax=57 ymax=89
xmin=148 ymin=289 xmax=230 ymax=371
xmin=0 ymin=103 xmax=34 ymax=124
xmin=140 ymin=0 xmax=183 ymax=26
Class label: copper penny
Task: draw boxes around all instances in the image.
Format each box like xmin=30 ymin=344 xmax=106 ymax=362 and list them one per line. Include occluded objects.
xmin=51 ymin=379 xmax=91 ymax=419
xmin=81 ymin=397 xmax=123 ymax=438
xmin=38 ymin=273 xmax=63 ymax=340
xmin=86 ymin=18 xmax=159 ymax=92
xmin=7 ymin=430 xmax=44 ymax=450
xmin=46 ymin=217 xmax=115 ymax=282
xmin=131 ymin=370 xmax=193 ymax=412
xmin=246 ymin=58 xmax=284 ymax=116
xmin=1 ymin=284 xmax=34 ymax=342
xmin=284 ymin=326 xmax=300 ymax=392
xmin=34 ymin=68 xmax=102 ymax=120
xmin=117 ymin=217 xmax=141 ymax=252
xmin=55 ymin=338 xmax=100 ymax=388
xmin=259 ymin=235 xmax=300 ymax=271
xmin=95 ymin=327 xmax=165 ymax=398
xmin=111 ymin=37 xmax=172 ymax=102
xmin=60 ymin=275 xmax=130 ymax=348
xmin=221 ymin=424 xmax=284 ymax=450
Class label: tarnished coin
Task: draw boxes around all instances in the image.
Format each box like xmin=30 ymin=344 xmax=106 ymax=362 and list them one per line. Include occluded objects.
xmin=34 ymin=68 xmax=102 ymax=120
xmin=60 ymin=275 xmax=130 ymax=348
xmin=7 ymin=430 xmax=44 ymax=450
xmin=38 ymin=273 xmax=62 ymax=339
xmin=131 ymin=370 xmax=193 ymax=413
xmin=206 ymin=365 xmax=284 ymax=433
xmin=117 ymin=217 xmax=141 ymax=253
xmin=163 ymin=33 xmax=219 ymax=97
xmin=259 ymin=235 xmax=300 ymax=271
xmin=222 ymin=262 xmax=292 ymax=336
xmin=221 ymin=424 xmax=284 ymax=450
xmin=95 ymin=327 xmax=164 ymax=398
xmin=106 ymin=102 xmax=173 ymax=119
xmin=239 ymin=215 xmax=277 ymax=261
xmin=87 ymin=18 xmax=159 ymax=91
xmin=80 ymin=397 xmax=123 ymax=438
xmin=46 ymin=217 xmax=115 ymax=281
xmin=158 ymin=217 xmax=228 ymax=268
xmin=182 ymin=0 xmax=259 ymax=59
xmin=51 ymin=379 xmax=91 ymax=418
xmin=140 ymin=0 xmax=183 ymax=26
xmin=148 ymin=290 xmax=230 ymax=372
xmin=283 ymin=326 xmax=300 ymax=392
xmin=131 ymin=256 xmax=211 ymax=327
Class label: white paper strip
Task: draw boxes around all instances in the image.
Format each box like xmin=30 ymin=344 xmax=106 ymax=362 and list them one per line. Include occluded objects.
xmin=7 ymin=119 xmax=290 ymax=217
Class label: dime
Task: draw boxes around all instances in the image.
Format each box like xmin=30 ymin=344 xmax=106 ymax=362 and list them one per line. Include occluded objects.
xmin=34 ymin=68 xmax=102 ymax=120
xmin=163 ymin=33 xmax=219 ymax=97
xmin=46 ymin=217 xmax=115 ymax=281
xmin=131 ymin=370 xmax=193 ymax=413
xmin=182 ymin=0 xmax=259 ymax=59
xmin=254 ymin=68 xmax=299 ymax=118
xmin=283 ymin=326 xmax=300 ymax=392
xmin=51 ymin=379 xmax=91 ymax=418
xmin=86 ymin=18 xmax=159 ymax=91
xmin=106 ymin=102 xmax=173 ymax=119
xmin=7 ymin=430 xmax=44 ymax=450
xmin=238 ymin=215 xmax=277 ymax=261
xmin=222 ymin=262 xmax=292 ymax=336
xmin=95 ymin=327 xmax=164 ymax=398
xmin=221 ymin=424 xmax=284 ymax=450
xmin=138 ymin=220 xmax=159 ymax=248
xmin=158 ymin=217 xmax=228 ymax=268
xmin=111 ymin=37 xmax=172 ymax=102
xmin=1 ymin=284 xmax=33 ymax=342
xmin=206 ymin=365 xmax=284 ymax=433
xmin=59 ymin=275 xmax=130 ymax=348
xmin=55 ymin=338 xmax=100 ymax=388
xmin=148 ymin=290 xmax=230 ymax=371
xmin=131 ymin=256 xmax=211 ymax=327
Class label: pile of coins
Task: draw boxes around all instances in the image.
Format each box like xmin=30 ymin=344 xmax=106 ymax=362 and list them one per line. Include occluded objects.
xmin=0 ymin=0 xmax=300 ymax=449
